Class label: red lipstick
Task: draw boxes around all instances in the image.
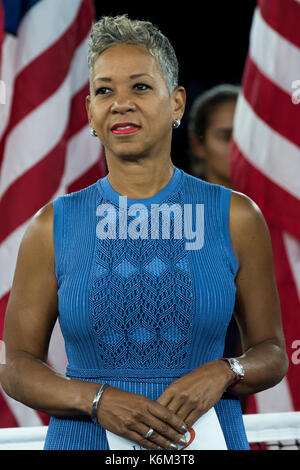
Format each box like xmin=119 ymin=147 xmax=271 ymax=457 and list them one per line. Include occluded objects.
xmin=111 ymin=122 xmax=141 ymax=135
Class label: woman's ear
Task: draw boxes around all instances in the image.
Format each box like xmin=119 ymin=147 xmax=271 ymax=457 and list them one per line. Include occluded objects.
xmin=189 ymin=133 xmax=207 ymax=160
xmin=172 ymin=86 xmax=186 ymax=121
xmin=86 ymin=95 xmax=92 ymax=127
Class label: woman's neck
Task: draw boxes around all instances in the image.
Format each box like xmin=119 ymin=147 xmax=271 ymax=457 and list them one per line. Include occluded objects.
xmin=205 ymin=167 xmax=235 ymax=190
xmin=105 ymin=158 xmax=175 ymax=199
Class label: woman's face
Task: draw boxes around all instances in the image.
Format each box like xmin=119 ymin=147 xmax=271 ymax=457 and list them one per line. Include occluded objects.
xmin=191 ymin=99 xmax=237 ymax=184
xmin=86 ymin=43 xmax=185 ymax=162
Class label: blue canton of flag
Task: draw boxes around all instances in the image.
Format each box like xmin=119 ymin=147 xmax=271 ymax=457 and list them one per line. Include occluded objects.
xmin=3 ymin=0 xmax=42 ymax=35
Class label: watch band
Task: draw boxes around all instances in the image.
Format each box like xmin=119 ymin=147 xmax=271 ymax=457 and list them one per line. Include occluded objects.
xmin=218 ymin=357 xmax=245 ymax=388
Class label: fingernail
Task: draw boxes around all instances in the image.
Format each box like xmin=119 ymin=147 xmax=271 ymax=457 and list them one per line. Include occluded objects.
xmin=169 ymin=443 xmax=178 ymax=450
xmin=178 ymin=437 xmax=188 ymax=446
xmin=181 ymin=424 xmax=188 ymax=433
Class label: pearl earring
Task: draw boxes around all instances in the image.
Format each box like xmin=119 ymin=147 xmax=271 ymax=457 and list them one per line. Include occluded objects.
xmin=90 ymin=128 xmax=98 ymax=137
xmin=173 ymin=119 xmax=181 ymax=129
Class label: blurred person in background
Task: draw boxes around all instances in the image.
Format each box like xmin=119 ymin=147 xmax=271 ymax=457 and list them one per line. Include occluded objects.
xmin=188 ymin=84 xmax=245 ymax=411
xmin=188 ymin=84 xmax=239 ymax=188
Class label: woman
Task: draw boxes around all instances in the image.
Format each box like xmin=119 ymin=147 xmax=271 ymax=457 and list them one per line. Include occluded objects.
xmin=188 ymin=85 xmax=245 ymax=401
xmin=0 ymin=15 xmax=288 ymax=451
xmin=188 ymin=83 xmax=240 ymax=188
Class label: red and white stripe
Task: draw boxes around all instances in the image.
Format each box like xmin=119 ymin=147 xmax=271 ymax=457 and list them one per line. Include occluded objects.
xmin=230 ymin=0 xmax=300 ymax=413
xmin=0 ymin=0 xmax=106 ymax=427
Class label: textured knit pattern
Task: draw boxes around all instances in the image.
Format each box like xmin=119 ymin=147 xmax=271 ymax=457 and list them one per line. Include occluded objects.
xmin=89 ymin=188 xmax=193 ymax=371
xmin=44 ymin=167 xmax=250 ymax=450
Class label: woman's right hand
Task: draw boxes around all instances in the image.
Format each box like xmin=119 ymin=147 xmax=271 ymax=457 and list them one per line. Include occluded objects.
xmin=97 ymin=385 xmax=188 ymax=450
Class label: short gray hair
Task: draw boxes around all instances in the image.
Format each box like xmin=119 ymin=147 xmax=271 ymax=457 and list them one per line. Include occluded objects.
xmin=87 ymin=14 xmax=179 ymax=94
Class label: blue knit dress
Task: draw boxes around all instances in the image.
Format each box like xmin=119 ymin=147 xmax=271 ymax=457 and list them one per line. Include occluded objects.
xmin=44 ymin=166 xmax=250 ymax=450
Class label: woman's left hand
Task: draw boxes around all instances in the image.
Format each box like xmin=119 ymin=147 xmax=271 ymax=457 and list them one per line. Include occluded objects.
xmin=156 ymin=360 xmax=233 ymax=430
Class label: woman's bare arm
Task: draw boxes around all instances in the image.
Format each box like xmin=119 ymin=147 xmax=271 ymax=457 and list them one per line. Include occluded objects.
xmin=0 ymin=203 xmax=100 ymax=416
xmin=156 ymin=191 xmax=289 ymax=427
xmin=0 ymin=202 xmax=188 ymax=450
xmin=223 ymin=191 xmax=289 ymax=394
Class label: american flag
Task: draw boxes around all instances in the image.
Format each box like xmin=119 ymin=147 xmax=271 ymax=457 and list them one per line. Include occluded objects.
xmin=230 ymin=0 xmax=300 ymax=413
xmin=0 ymin=0 xmax=106 ymax=427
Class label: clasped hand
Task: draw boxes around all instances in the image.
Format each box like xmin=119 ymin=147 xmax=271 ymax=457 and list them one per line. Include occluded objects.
xmin=156 ymin=360 xmax=231 ymax=431
xmin=98 ymin=361 xmax=230 ymax=450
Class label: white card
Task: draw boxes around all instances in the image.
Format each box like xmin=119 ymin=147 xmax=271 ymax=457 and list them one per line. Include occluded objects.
xmin=106 ymin=407 xmax=227 ymax=450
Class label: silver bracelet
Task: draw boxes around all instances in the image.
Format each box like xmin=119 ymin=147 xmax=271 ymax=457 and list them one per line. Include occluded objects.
xmin=91 ymin=383 xmax=109 ymax=424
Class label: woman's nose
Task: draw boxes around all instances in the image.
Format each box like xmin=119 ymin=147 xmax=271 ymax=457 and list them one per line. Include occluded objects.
xmin=110 ymin=94 xmax=136 ymax=114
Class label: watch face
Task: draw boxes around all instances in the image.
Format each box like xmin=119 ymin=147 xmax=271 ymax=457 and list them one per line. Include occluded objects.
xmin=229 ymin=358 xmax=245 ymax=377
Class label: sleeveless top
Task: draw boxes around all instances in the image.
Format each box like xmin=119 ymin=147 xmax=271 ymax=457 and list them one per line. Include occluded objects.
xmin=44 ymin=166 xmax=249 ymax=450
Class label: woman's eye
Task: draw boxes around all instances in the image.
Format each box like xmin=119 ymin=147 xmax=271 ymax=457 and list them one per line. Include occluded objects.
xmin=95 ymin=87 xmax=111 ymax=95
xmin=216 ymin=129 xmax=233 ymax=142
xmin=95 ymin=84 xmax=151 ymax=95
xmin=134 ymin=83 xmax=151 ymax=91
xmin=220 ymin=131 xmax=232 ymax=142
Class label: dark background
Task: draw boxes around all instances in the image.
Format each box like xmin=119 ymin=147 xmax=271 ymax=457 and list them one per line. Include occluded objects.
xmin=93 ymin=1 xmax=257 ymax=172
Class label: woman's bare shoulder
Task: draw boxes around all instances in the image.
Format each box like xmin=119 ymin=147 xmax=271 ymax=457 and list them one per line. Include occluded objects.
xmin=230 ymin=190 xmax=262 ymax=217
xmin=24 ymin=202 xmax=53 ymax=235
xmin=31 ymin=201 xmax=53 ymax=226
xmin=19 ymin=202 xmax=55 ymax=263
xmin=229 ymin=190 xmax=272 ymax=265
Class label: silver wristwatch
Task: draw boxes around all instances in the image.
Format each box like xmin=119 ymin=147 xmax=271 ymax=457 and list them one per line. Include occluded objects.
xmin=219 ymin=357 xmax=245 ymax=384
